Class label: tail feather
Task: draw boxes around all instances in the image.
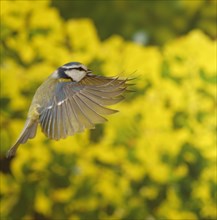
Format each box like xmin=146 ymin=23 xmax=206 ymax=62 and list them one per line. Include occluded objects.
xmin=6 ymin=119 xmax=38 ymax=158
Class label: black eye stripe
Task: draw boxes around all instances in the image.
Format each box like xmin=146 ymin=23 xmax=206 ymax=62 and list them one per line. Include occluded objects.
xmin=75 ymin=67 xmax=84 ymax=71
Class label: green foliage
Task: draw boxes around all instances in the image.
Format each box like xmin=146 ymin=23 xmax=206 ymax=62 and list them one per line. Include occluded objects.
xmin=52 ymin=0 xmax=217 ymax=45
xmin=0 ymin=1 xmax=216 ymax=220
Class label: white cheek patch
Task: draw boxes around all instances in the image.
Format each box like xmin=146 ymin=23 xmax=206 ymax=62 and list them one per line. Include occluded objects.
xmin=65 ymin=70 xmax=86 ymax=82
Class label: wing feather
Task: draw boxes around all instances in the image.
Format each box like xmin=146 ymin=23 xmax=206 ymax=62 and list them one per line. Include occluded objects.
xmin=84 ymin=87 xmax=126 ymax=98
xmin=62 ymin=101 xmax=74 ymax=136
xmin=78 ymin=92 xmax=118 ymax=115
xmin=81 ymin=90 xmax=124 ymax=105
xmin=46 ymin=108 xmax=53 ymax=138
xmin=60 ymin=104 xmax=67 ymax=139
xmin=75 ymin=94 xmax=107 ymax=124
xmin=67 ymin=98 xmax=84 ymax=133
xmin=40 ymin=109 xmax=49 ymax=134
xmin=39 ymin=75 xmax=131 ymax=140
xmin=51 ymin=104 xmax=57 ymax=139
xmin=73 ymin=96 xmax=95 ymax=129
xmin=64 ymin=87 xmax=85 ymax=133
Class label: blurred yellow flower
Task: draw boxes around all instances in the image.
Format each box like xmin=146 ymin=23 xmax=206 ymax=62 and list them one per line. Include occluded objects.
xmin=35 ymin=191 xmax=51 ymax=215
xmin=0 ymin=1 xmax=216 ymax=219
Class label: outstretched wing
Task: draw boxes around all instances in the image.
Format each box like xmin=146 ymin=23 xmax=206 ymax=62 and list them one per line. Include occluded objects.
xmin=39 ymin=76 xmax=130 ymax=140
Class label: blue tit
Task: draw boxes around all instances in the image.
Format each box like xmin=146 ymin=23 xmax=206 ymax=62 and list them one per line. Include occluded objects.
xmin=7 ymin=62 xmax=132 ymax=158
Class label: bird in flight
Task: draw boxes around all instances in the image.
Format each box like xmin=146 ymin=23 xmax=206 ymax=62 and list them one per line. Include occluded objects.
xmin=7 ymin=62 xmax=132 ymax=158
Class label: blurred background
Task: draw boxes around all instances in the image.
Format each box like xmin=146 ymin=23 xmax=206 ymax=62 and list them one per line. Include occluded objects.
xmin=0 ymin=0 xmax=216 ymax=220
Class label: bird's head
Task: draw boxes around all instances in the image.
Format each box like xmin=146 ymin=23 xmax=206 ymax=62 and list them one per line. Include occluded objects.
xmin=52 ymin=62 xmax=91 ymax=82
